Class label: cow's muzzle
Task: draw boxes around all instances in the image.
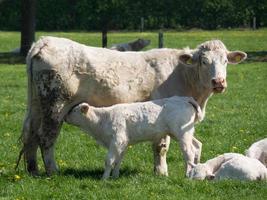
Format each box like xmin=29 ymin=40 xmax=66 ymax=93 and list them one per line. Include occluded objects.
xmin=211 ymin=78 xmax=227 ymax=93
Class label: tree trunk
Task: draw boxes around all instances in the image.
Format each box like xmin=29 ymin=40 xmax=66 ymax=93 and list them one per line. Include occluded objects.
xmin=102 ymin=20 xmax=108 ymax=48
xmin=20 ymin=0 xmax=36 ymax=56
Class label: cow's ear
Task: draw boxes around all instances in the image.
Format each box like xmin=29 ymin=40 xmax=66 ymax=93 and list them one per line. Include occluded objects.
xmin=80 ymin=103 xmax=89 ymax=114
xmin=179 ymin=53 xmax=194 ymax=66
xmin=227 ymin=51 xmax=247 ymax=64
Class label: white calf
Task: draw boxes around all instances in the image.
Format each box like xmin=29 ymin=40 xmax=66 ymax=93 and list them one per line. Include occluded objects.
xmin=246 ymin=138 xmax=267 ymax=167
xmin=65 ymin=96 xmax=203 ymax=179
xmin=189 ymin=153 xmax=267 ymax=181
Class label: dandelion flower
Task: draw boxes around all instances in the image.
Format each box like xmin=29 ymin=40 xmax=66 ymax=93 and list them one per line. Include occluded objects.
xmin=14 ymin=175 xmax=21 ymax=181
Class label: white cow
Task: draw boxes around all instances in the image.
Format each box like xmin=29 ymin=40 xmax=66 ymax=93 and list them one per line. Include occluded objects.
xmin=246 ymin=138 xmax=267 ymax=167
xmin=18 ymin=37 xmax=247 ymax=176
xmin=65 ymin=96 xmax=203 ymax=179
xmin=189 ymin=153 xmax=267 ymax=181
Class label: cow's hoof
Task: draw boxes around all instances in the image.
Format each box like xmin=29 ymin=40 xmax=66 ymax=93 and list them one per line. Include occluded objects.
xmin=45 ymin=167 xmax=59 ymax=176
xmin=29 ymin=170 xmax=40 ymax=177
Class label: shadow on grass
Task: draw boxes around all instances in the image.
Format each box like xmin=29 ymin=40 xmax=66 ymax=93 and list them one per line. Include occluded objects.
xmin=0 ymin=52 xmax=25 ymax=64
xmin=246 ymin=51 xmax=267 ymax=62
xmin=61 ymin=167 xmax=139 ymax=180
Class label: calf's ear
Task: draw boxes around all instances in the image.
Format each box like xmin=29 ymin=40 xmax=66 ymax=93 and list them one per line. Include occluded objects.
xmin=80 ymin=104 xmax=89 ymax=114
xmin=227 ymin=51 xmax=247 ymax=64
xmin=179 ymin=53 xmax=194 ymax=66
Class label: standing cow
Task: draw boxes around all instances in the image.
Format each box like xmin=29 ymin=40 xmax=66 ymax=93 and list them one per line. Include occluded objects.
xmin=18 ymin=37 xmax=246 ymax=176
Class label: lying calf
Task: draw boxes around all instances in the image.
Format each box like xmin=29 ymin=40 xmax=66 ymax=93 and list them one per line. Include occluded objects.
xmin=189 ymin=153 xmax=267 ymax=181
xmin=246 ymin=138 xmax=267 ymax=167
xmin=65 ymin=96 xmax=203 ymax=179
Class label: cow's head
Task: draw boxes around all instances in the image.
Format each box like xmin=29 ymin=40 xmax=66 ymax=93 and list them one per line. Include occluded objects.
xmin=179 ymin=40 xmax=247 ymax=94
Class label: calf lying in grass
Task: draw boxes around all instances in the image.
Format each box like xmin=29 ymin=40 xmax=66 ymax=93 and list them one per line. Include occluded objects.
xmin=65 ymin=96 xmax=203 ymax=179
xmin=246 ymin=138 xmax=267 ymax=167
xmin=188 ymin=153 xmax=267 ymax=181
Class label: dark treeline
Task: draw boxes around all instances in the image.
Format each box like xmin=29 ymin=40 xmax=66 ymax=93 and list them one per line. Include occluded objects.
xmin=0 ymin=0 xmax=267 ymax=30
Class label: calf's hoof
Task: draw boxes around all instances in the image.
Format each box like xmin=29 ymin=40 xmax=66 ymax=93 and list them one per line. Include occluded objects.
xmin=154 ymin=166 xmax=169 ymax=176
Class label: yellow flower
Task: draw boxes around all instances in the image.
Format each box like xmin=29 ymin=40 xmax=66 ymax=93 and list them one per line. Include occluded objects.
xmin=58 ymin=159 xmax=67 ymax=167
xmin=231 ymin=146 xmax=238 ymax=152
xmin=4 ymin=132 xmax=10 ymax=137
xmin=14 ymin=175 xmax=21 ymax=181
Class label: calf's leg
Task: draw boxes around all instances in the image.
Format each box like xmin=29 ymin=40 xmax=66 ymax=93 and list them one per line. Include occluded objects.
xmin=103 ymin=142 xmax=122 ymax=179
xmin=152 ymin=136 xmax=170 ymax=176
xmin=173 ymin=129 xmax=195 ymax=177
xmin=112 ymin=145 xmax=127 ymax=178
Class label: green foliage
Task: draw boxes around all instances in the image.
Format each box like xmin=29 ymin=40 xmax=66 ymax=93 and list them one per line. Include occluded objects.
xmin=0 ymin=0 xmax=267 ymax=30
xmin=0 ymin=30 xmax=267 ymax=199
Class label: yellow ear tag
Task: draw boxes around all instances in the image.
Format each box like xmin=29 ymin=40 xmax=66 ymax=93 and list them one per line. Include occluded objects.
xmin=186 ymin=58 xmax=193 ymax=65
xmin=235 ymin=55 xmax=241 ymax=62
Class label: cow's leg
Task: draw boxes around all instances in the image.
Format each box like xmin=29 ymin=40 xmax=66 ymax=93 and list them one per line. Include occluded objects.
xmin=24 ymin=135 xmax=39 ymax=175
xmin=192 ymin=137 xmax=202 ymax=164
xmin=34 ymin=70 xmax=71 ymax=175
xmin=152 ymin=135 xmax=170 ymax=176
xmin=39 ymin=116 xmax=62 ymax=176
xmin=21 ymin=103 xmax=41 ymax=175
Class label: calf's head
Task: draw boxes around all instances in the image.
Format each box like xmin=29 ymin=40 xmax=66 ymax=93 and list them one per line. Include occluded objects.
xmin=188 ymin=163 xmax=215 ymax=180
xmin=65 ymin=103 xmax=90 ymax=126
xmin=179 ymin=40 xmax=247 ymax=94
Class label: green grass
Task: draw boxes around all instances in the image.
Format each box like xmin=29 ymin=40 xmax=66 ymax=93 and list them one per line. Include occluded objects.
xmin=0 ymin=30 xmax=267 ymax=199
xmin=1 ymin=28 xmax=267 ymax=52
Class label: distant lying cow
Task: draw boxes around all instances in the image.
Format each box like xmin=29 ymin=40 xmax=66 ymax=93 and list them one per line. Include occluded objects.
xmin=246 ymin=138 xmax=267 ymax=167
xmin=189 ymin=153 xmax=267 ymax=181
xmin=19 ymin=37 xmax=247 ymax=176
xmin=110 ymin=38 xmax=150 ymax=51
xmin=65 ymin=96 xmax=203 ymax=179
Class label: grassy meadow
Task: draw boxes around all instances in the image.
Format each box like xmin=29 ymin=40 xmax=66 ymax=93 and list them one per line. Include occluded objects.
xmin=0 ymin=29 xmax=266 ymax=199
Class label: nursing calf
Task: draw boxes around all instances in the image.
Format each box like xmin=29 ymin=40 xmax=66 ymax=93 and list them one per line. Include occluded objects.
xmin=65 ymin=96 xmax=203 ymax=179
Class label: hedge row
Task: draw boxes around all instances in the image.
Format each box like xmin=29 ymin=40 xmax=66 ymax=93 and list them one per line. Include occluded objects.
xmin=0 ymin=0 xmax=266 ymax=30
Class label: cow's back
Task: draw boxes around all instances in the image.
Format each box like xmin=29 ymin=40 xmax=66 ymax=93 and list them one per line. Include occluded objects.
xmin=28 ymin=36 xmax=181 ymax=110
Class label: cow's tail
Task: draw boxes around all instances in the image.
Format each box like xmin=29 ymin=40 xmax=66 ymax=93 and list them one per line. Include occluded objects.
xmin=15 ymin=39 xmax=45 ymax=170
xmin=188 ymin=97 xmax=204 ymax=123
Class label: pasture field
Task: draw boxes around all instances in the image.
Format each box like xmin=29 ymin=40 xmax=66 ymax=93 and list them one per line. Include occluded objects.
xmin=0 ymin=30 xmax=267 ymax=199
